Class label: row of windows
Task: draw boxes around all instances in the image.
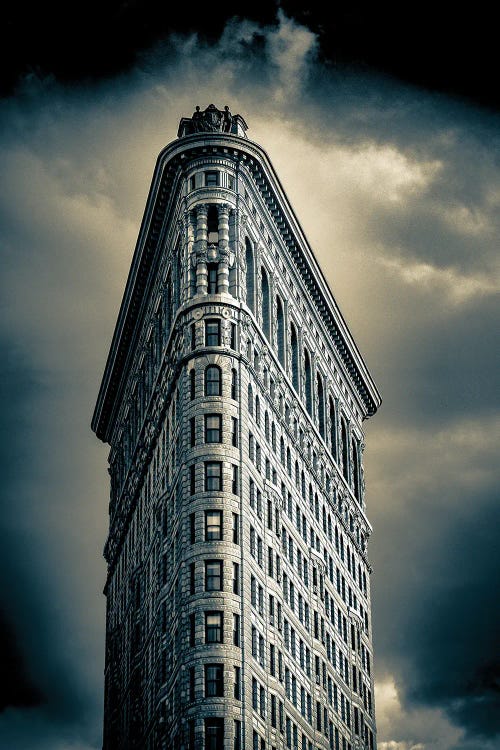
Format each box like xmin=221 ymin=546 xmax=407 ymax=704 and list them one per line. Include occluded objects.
xmin=244 ymin=241 xmax=362 ymax=489
xmin=248 ymin=523 xmax=372 ymax=683
xmin=186 ymin=713 xmax=373 ymax=750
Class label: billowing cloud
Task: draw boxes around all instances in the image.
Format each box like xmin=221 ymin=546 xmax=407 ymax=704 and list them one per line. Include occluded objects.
xmin=0 ymin=11 xmax=498 ymax=749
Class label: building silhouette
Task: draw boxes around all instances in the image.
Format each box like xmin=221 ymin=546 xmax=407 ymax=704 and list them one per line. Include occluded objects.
xmin=92 ymin=104 xmax=381 ymax=750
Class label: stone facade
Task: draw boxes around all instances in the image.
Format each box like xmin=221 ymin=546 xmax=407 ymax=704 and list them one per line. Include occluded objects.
xmin=92 ymin=105 xmax=381 ymax=750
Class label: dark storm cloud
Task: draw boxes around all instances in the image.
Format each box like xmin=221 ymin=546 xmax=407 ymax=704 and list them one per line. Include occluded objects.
xmin=370 ymin=468 xmax=500 ymax=740
xmin=372 ymin=292 xmax=500 ymax=428
xmin=2 ymin=2 xmax=499 ymax=111
xmin=0 ymin=613 xmax=43 ymax=711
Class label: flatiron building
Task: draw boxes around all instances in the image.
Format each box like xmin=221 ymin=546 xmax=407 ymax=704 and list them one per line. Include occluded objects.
xmin=92 ymin=104 xmax=381 ymax=750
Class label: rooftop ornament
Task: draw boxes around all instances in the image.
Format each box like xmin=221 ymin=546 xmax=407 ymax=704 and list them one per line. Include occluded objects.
xmin=177 ymin=104 xmax=248 ymax=138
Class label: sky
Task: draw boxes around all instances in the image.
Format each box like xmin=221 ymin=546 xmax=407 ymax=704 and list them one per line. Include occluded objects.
xmin=0 ymin=7 xmax=499 ymax=750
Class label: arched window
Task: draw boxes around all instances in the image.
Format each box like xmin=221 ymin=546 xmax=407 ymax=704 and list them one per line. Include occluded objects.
xmin=205 ymin=365 xmax=221 ymax=396
xmin=291 ymin=324 xmax=299 ymax=393
xmin=352 ymin=439 xmax=361 ymax=502
xmin=304 ymin=349 xmax=313 ymax=417
xmin=261 ymin=267 xmax=270 ymax=340
xmin=341 ymin=417 xmax=349 ymax=482
xmin=245 ymin=239 xmax=255 ymax=312
xmin=276 ymin=296 xmax=285 ymax=366
xmin=231 ymin=368 xmax=238 ymax=400
xmin=248 ymin=383 xmax=253 ymax=415
xmin=190 ymin=368 xmax=196 ymax=400
xmin=317 ymin=373 xmax=325 ymax=439
xmin=329 ymin=397 xmax=337 ymax=461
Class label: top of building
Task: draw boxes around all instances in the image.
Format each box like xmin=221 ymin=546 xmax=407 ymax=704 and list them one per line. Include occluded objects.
xmin=177 ymin=104 xmax=248 ymax=138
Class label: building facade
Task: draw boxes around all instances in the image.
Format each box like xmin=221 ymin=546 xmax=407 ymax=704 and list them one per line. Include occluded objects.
xmin=92 ymin=104 xmax=381 ymax=750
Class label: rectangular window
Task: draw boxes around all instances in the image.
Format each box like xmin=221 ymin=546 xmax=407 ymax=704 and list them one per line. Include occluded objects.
xmin=231 ymin=417 xmax=238 ymax=447
xmin=205 ymin=717 xmax=224 ymax=750
xmin=205 ymin=560 xmax=223 ymax=591
xmin=205 ymin=510 xmax=222 ymax=540
xmin=232 ymin=464 xmax=239 ymax=495
xmin=189 ymin=666 xmax=195 ymax=701
xmin=234 ymin=666 xmax=241 ymax=700
xmin=205 ymin=663 xmax=224 ymax=697
xmin=190 ymin=417 xmax=196 ymax=447
xmin=207 ymin=263 xmax=219 ymax=294
xmin=190 ymin=368 xmax=196 ymax=399
xmin=205 ymin=461 xmax=222 ymax=491
xmin=190 ymin=464 xmax=196 ymax=495
xmin=232 ymin=512 xmax=239 ymax=544
xmin=234 ymin=719 xmax=241 ymax=750
xmin=190 ymin=613 xmax=195 ymax=646
xmin=205 ymin=414 xmax=222 ymax=443
xmin=233 ymin=562 xmax=240 ymax=594
xmin=205 ymin=319 xmax=221 ymax=346
xmin=230 ymin=322 xmax=237 ymax=350
xmin=205 ymin=171 xmax=219 ymax=187
xmin=233 ymin=613 xmax=240 ymax=646
xmin=231 ymin=368 xmax=237 ymax=399
xmin=205 ymin=611 xmax=223 ymax=643
xmin=190 ymin=562 xmax=195 ymax=594
xmin=190 ymin=512 xmax=195 ymax=543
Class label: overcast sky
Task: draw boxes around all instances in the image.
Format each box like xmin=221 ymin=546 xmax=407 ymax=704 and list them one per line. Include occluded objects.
xmin=0 ymin=10 xmax=499 ymax=750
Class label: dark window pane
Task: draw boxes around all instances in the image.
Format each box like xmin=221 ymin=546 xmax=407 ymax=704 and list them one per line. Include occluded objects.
xmin=208 ymin=263 xmax=219 ymax=294
xmin=205 ymin=320 xmax=220 ymax=346
xmin=205 ymin=414 xmax=222 ymax=443
xmin=205 ymin=462 xmax=222 ymax=491
xmin=205 ymin=171 xmax=219 ymax=187
xmin=205 ymin=612 xmax=223 ymax=643
xmin=205 ymin=366 xmax=221 ymax=396
xmin=205 ymin=664 xmax=224 ymax=697
xmin=205 ymin=560 xmax=223 ymax=591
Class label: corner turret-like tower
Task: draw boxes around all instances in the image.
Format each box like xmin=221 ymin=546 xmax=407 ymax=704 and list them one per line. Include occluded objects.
xmin=92 ymin=104 xmax=381 ymax=750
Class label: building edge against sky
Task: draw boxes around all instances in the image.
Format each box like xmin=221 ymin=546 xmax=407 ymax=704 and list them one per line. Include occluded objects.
xmin=92 ymin=104 xmax=382 ymax=750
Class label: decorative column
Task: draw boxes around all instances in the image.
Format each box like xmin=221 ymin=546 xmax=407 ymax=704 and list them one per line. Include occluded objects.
xmin=195 ymin=204 xmax=208 ymax=295
xmin=217 ymin=204 xmax=230 ymax=294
